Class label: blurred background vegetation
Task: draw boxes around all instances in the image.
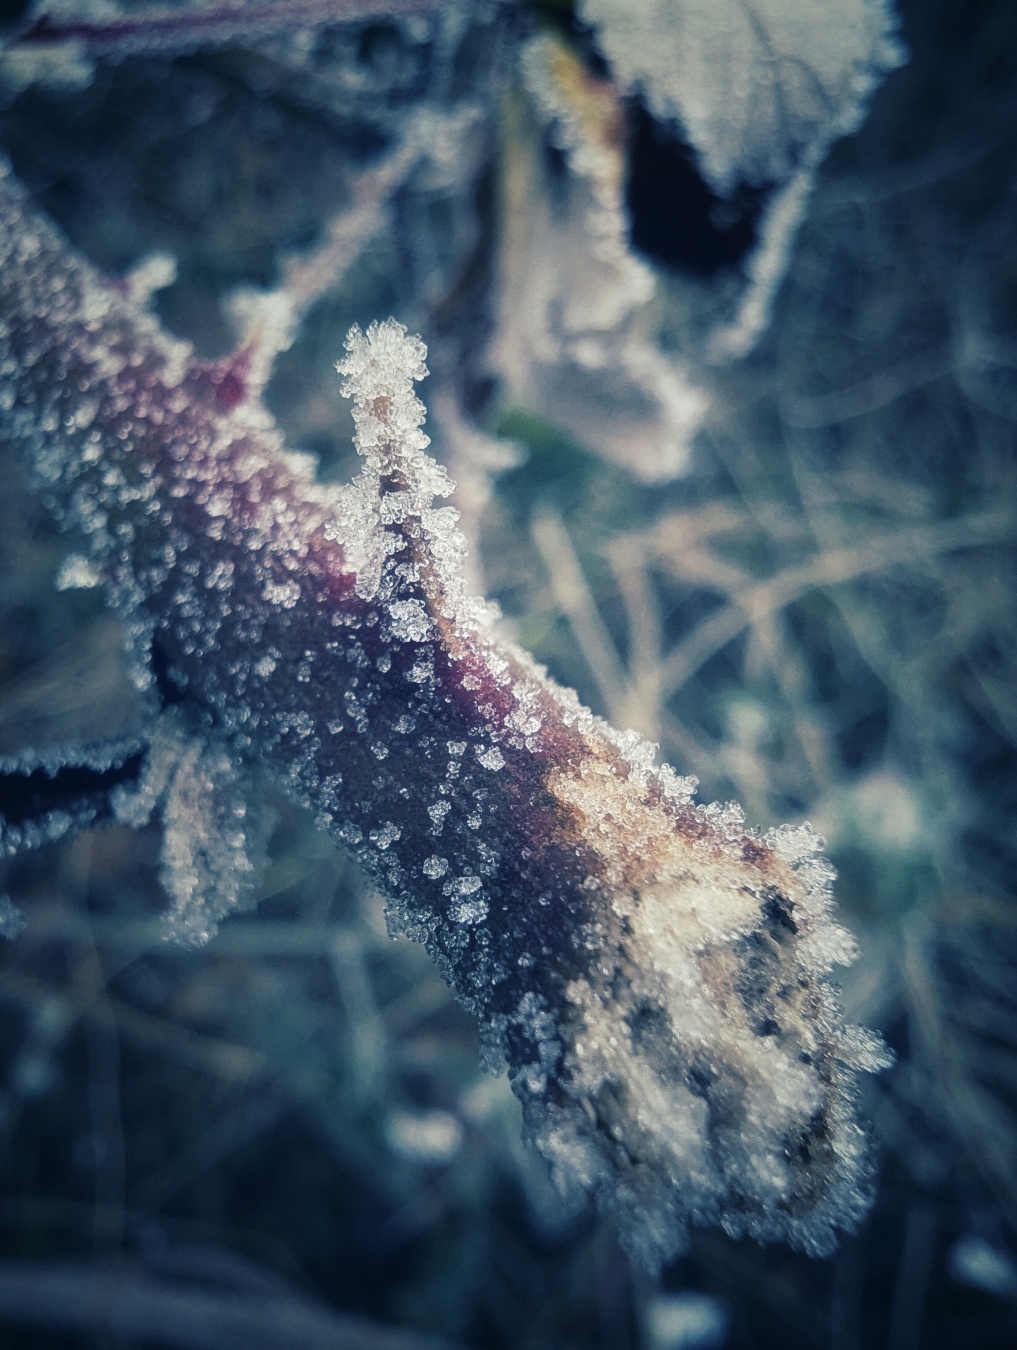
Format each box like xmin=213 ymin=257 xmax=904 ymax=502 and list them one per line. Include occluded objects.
xmin=0 ymin=0 xmax=1015 ymax=1346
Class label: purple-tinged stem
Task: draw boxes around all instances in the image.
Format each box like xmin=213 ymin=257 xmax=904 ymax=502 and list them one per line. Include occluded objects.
xmin=0 ymin=162 xmax=888 ymax=1268
xmin=14 ymin=1 xmax=441 ymax=62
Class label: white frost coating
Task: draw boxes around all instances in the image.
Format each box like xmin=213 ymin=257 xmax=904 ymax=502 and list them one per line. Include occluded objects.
xmin=158 ymin=726 xmax=266 ymax=948
xmin=336 ymin=319 xmax=429 ymax=439
xmin=226 ymin=286 xmax=299 ymax=394
xmin=707 ymin=164 xmax=818 ymax=361
xmin=124 ymin=252 xmax=177 ymax=307
xmin=112 ymin=718 xmax=267 ymax=949
xmin=0 ymin=736 xmax=145 ymax=859
xmin=520 ymin=35 xmax=654 ymax=332
xmin=524 ymin=745 xmax=894 ymax=1267
xmin=54 ymin=553 xmax=101 ymax=590
xmin=657 ymin=763 xmax=698 ymax=805
xmin=389 ymin=598 xmax=432 ymax=643
xmin=579 ymin=0 xmax=905 ymax=194
xmin=0 ymin=167 xmax=890 ymax=1267
xmin=326 ymin=320 xmax=484 ymax=622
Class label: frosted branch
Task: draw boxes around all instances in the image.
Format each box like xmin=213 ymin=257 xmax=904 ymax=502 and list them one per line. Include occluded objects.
xmin=0 ymin=163 xmax=888 ymax=1267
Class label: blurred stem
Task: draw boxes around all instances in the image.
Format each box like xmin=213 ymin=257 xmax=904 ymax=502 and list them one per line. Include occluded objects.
xmin=0 ymin=1259 xmax=471 ymax=1350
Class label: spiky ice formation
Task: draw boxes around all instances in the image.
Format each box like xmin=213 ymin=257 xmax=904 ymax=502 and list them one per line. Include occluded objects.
xmin=0 ymin=165 xmax=887 ymax=1266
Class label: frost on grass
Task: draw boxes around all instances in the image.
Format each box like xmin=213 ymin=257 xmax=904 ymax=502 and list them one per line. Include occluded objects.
xmin=0 ymin=735 xmax=148 ymax=858
xmin=0 ymin=167 xmax=888 ymax=1266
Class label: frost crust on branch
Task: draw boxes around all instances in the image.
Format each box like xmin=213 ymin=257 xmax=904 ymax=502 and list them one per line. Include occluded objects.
xmin=0 ymin=168 xmax=888 ymax=1267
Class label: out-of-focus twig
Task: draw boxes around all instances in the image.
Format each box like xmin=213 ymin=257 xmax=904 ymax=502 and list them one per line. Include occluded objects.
xmin=12 ymin=1 xmax=441 ymax=62
xmin=0 ymin=1259 xmax=471 ymax=1350
xmin=658 ymin=510 xmax=1015 ymax=697
xmin=531 ymin=507 xmax=630 ymax=723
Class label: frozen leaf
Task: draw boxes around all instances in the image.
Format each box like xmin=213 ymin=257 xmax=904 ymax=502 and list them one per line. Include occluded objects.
xmin=492 ymin=33 xmax=708 ymax=482
xmin=579 ymin=0 xmax=905 ymax=195
xmin=578 ymin=0 xmax=905 ymax=358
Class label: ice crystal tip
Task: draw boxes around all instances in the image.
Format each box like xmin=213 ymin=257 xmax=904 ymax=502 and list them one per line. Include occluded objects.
xmin=333 ymin=319 xmax=435 ymax=481
xmin=335 ymin=318 xmax=429 ymax=403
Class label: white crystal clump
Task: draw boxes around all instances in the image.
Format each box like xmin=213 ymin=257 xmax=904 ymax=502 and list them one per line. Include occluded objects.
xmin=113 ymin=718 xmax=267 ymax=949
xmin=336 ymin=319 xmax=430 ymax=457
xmin=326 ymin=319 xmax=485 ymax=633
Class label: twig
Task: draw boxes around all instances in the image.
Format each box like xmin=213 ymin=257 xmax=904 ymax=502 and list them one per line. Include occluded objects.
xmin=0 ymin=1260 xmax=470 ymax=1350
xmin=531 ymin=507 xmax=630 ymax=723
xmin=14 ymin=1 xmax=441 ymax=62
